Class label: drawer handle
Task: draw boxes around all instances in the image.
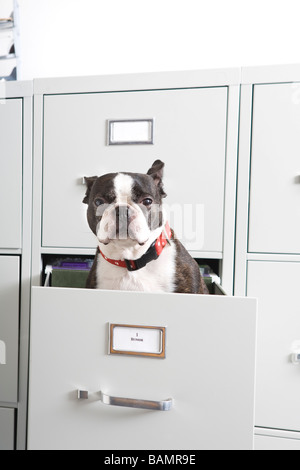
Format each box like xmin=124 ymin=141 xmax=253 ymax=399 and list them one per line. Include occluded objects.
xmin=100 ymin=391 xmax=173 ymax=411
xmin=291 ymin=351 xmax=300 ymax=364
xmin=77 ymin=390 xmax=173 ymax=411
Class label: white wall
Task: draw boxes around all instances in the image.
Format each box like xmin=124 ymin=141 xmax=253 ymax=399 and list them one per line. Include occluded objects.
xmin=17 ymin=0 xmax=300 ymax=80
xmin=0 ymin=0 xmax=16 ymax=77
xmin=0 ymin=0 xmax=14 ymax=17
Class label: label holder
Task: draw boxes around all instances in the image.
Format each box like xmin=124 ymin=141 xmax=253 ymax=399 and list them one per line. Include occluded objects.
xmin=107 ymin=119 xmax=154 ymax=145
xmin=109 ymin=323 xmax=166 ymax=359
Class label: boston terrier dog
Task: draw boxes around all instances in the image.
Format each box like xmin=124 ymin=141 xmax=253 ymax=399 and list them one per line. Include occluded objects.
xmin=83 ymin=160 xmax=208 ymax=294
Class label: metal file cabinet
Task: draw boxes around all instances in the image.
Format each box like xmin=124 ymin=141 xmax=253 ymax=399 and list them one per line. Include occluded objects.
xmin=27 ymin=287 xmax=257 ymax=450
xmin=0 ymin=81 xmax=33 ymax=450
xmin=235 ymin=64 xmax=300 ymax=449
xmin=0 ymin=90 xmax=22 ymax=450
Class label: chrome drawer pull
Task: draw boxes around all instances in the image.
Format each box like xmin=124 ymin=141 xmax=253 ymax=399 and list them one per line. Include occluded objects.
xmin=77 ymin=390 xmax=89 ymax=399
xmin=100 ymin=391 xmax=173 ymax=411
xmin=291 ymin=352 xmax=300 ymax=364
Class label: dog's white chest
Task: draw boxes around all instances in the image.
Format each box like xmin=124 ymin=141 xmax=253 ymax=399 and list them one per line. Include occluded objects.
xmin=96 ymin=244 xmax=176 ymax=293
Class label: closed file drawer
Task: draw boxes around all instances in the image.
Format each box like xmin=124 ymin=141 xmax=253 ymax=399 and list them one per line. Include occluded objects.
xmin=0 ymin=99 xmax=22 ymax=249
xmin=247 ymin=260 xmax=300 ymax=431
xmin=28 ymin=287 xmax=256 ymax=450
xmin=0 ymin=256 xmax=19 ymax=403
xmin=249 ymin=83 xmax=300 ymax=254
xmin=255 ymin=434 xmax=300 ymax=450
xmin=42 ymin=87 xmax=227 ymax=253
xmin=0 ymin=408 xmax=15 ymax=450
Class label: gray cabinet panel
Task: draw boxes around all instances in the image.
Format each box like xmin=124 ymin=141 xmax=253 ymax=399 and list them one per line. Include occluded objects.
xmin=0 ymin=99 xmax=22 ymax=249
xmin=0 ymin=408 xmax=15 ymax=450
xmin=0 ymin=257 xmax=19 ymax=403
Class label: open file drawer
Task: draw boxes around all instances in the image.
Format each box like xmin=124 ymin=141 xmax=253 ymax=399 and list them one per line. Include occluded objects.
xmin=27 ymin=287 xmax=256 ymax=450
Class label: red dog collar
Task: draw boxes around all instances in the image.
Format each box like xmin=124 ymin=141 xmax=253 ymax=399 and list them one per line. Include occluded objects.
xmin=99 ymin=222 xmax=172 ymax=271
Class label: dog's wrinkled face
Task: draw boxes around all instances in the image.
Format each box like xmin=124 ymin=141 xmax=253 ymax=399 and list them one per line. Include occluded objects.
xmin=83 ymin=160 xmax=166 ymax=247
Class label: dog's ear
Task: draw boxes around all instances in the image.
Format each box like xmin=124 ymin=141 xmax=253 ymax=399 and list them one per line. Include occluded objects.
xmin=82 ymin=176 xmax=98 ymax=204
xmin=147 ymin=160 xmax=166 ymax=198
xmin=147 ymin=160 xmax=164 ymax=181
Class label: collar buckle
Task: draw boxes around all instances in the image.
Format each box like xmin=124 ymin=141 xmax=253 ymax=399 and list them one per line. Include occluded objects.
xmin=124 ymin=259 xmax=136 ymax=271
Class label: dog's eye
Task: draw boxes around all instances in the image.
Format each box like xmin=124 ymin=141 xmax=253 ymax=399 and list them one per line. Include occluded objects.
xmin=94 ymin=198 xmax=105 ymax=207
xmin=142 ymin=198 xmax=153 ymax=207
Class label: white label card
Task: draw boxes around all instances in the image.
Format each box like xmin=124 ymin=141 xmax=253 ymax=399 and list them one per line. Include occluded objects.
xmin=109 ymin=324 xmax=166 ymax=358
xmin=108 ymin=119 xmax=154 ymax=145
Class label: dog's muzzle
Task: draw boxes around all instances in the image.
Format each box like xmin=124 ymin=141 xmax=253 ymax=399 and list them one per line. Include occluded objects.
xmin=97 ymin=202 xmax=149 ymax=245
xmin=115 ymin=204 xmax=135 ymax=237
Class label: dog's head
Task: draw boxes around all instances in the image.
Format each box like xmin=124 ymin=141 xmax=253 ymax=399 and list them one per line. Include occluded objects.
xmin=83 ymin=160 xmax=167 ymax=250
